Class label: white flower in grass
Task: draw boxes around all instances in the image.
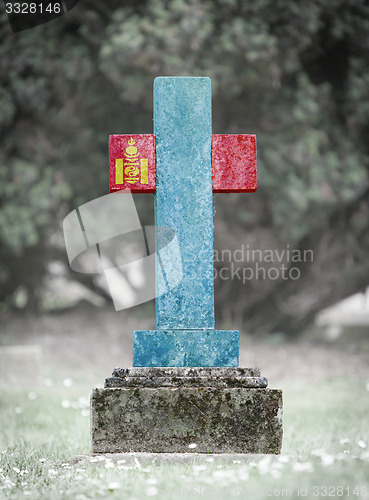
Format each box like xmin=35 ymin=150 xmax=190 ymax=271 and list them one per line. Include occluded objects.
xmin=89 ymin=458 xmax=99 ymax=463
xmin=336 ymin=453 xmax=349 ymax=460
xmin=63 ymin=378 xmax=73 ymax=387
xmin=13 ymin=467 xmax=20 ymax=474
xmin=321 ymin=454 xmax=335 ymax=466
xmin=146 ymin=486 xmax=159 ymax=496
xmin=188 ymin=443 xmax=197 ymax=449
xmin=339 ymin=438 xmax=349 ymax=445
xmin=146 ymin=477 xmax=158 ymax=485
xmin=24 ymin=491 xmax=31 ymax=496
xmin=48 ymin=469 xmax=58 ymax=477
xmin=256 ymin=455 xmax=272 ymax=473
xmin=311 ymin=449 xmax=325 ymax=457
xmin=15 ymin=407 xmax=22 ymax=414
xmin=193 ymin=464 xmax=207 ymax=472
xmin=212 ymin=468 xmax=238 ymax=482
xmin=61 ymin=400 xmax=70 ymax=409
xmin=4 ymin=477 xmax=14 ymax=487
xmin=358 ymin=440 xmax=367 ymax=449
xmin=104 ymin=462 xmax=114 ymax=469
xmin=272 ymin=461 xmax=283 ymax=470
xmin=39 ymin=459 xmax=46 ymax=463
xmin=116 ymin=459 xmax=126 ymax=464
xmin=206 ymin=457 xmax=214 ymax=463
xmin=238 ymin=468 xmax=249 ymax=481
xmin=292 ymin=462 xmax=314 ymax=472
xmin=81 ymin=410 xmax=89 ymax=417
xmin=212 ymin=469 xmax=227 ymax=479
xmin=271 ymin=468 xmax=281 ymax=479
xmin=78 ymin=396 xmax=89 ymax=407
xmin=108 ymin=482 xmax=121 ymax=491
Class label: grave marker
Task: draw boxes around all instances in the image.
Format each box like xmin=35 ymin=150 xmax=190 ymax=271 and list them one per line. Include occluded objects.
xmin=89 ymin=76 xmax=282 ymax=453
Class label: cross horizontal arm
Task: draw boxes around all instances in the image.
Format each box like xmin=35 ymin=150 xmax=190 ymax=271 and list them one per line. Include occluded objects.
xmin=212 ymin=134 xmax=257 ymax=193
xmin=109 ymin=134 xmax=257 ymax=194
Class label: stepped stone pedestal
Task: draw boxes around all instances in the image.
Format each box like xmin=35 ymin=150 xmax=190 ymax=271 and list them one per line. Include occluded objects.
xmin=91 ymin=367 xmax=283 ymax=454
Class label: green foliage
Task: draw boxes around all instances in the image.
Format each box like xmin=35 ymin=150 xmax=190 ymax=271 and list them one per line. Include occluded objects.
xmin=0 ymin=160 xmax=71 ymax=254
xmin=98 ymin=0 xmax=369 ymax=243
xmin=0 ymin=0 xmax=368 ymax=322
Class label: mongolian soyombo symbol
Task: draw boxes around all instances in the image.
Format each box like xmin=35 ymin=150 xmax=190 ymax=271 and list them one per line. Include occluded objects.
xmin=110 ymin=135 xmax=156 ymax=193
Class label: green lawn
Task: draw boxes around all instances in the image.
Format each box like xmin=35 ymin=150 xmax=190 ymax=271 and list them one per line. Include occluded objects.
xmin=1 ymin=377 xmax=368 ymax=499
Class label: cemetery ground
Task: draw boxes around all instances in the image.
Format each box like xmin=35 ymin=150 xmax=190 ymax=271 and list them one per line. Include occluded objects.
xmin=1 ymin=305 xmax=369 ymax=499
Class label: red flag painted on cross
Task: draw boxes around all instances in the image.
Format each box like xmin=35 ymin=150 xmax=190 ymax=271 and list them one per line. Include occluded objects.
xmin=109 ymin=134 xmax=256 ymax=194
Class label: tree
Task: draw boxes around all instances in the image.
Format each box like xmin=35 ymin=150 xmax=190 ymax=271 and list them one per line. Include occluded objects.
xmin=0 ymin=0 xmax=368 ymax=335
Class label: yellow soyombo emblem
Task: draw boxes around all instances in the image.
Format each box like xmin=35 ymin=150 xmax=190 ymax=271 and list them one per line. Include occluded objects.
xmin=115 ymin=138 xmax=148 ymax=185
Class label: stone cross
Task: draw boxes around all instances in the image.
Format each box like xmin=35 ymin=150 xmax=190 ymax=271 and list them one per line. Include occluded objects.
xmin=109 ymin=77 xmax=257 ymax=367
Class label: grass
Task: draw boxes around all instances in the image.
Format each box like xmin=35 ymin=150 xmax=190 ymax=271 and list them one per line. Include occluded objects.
xmin=0 ymin=377 xmax=369 ymax=499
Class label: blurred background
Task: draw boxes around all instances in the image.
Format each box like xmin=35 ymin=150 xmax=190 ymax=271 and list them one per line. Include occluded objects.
xmin=1 ymin=0 xmax=369 ymax=384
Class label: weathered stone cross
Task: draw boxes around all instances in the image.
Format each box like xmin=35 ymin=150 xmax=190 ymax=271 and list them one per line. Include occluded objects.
xmin=109 ymin=77 xmax=257 ymax=367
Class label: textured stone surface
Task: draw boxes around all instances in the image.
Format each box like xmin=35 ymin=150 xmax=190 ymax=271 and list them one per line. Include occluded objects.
xmin=212 ymin=134 xmax=257 ymax=193
xmin=112 ymin=367 xmax=261 ymax=377
xmin=153 ymin=77 xmax=214 ymax=330
xmin=91 ymin=386 xmax=283 ymax=454
xmin=133 ymin=329 xmax=239 ymax=367
xmin=105 ymin=376 xmax=268 ymax=388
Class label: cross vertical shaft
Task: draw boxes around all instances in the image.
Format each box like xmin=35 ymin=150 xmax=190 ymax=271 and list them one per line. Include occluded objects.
xmin=133 ymin=77 xmax=239 ymax=367
xmin=154 ymin=77 xmax=214 ymax=330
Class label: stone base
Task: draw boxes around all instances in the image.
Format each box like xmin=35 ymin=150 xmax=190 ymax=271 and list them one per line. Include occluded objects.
xmin=91 ymin=368 xmax=283 ymax=454
xmin=133 ymin=330 xmax=239 ymax=366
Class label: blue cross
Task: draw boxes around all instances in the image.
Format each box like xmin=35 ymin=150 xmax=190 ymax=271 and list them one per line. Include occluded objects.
xmin=133 ymin=77 xmax=239 ymax=367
